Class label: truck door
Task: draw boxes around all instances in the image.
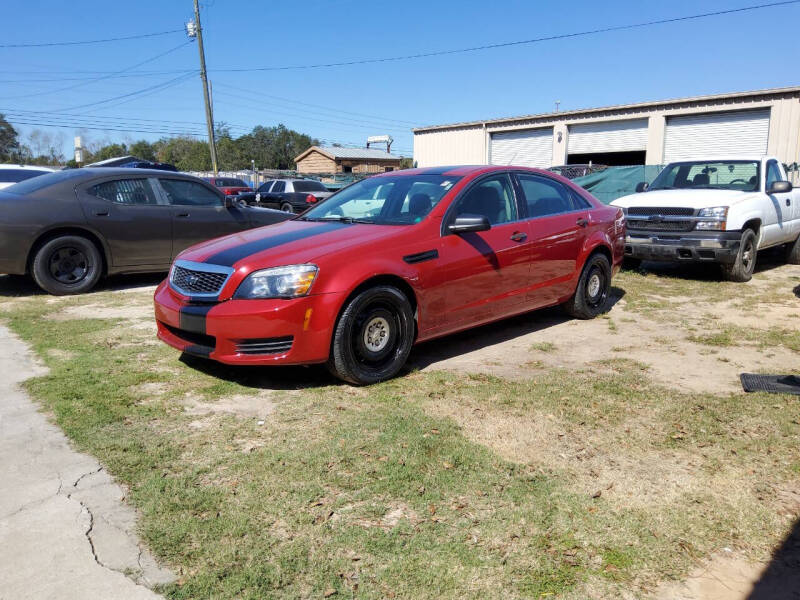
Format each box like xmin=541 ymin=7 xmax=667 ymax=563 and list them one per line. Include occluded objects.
xmin=764 ymin=160 xmax=795 ymax=244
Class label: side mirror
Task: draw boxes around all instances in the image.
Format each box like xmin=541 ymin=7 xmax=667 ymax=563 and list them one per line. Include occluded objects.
xmin=635 ymin=182 xmax=649 ymax=193
xmin=767 ymin=180 xmax=792 ymax=194
xmin=448 ymin=214 xmax=491 ymax=234
xmin=223 ymin=195 xmax=237 ymax=209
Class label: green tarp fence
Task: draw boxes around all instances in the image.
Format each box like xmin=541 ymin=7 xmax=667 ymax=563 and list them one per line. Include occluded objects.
xmin=571 ymin=165 xmax=665 ymax=205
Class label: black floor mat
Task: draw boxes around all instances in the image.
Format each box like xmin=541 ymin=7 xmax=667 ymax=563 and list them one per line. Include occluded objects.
xmin=740 ymin=373 xmax=800 ymax=395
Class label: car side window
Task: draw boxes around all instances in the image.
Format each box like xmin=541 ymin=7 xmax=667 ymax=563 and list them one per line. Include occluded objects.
xmin=90 ymin=178 xmax=159 ymax=205
xmin=258 ymin=181 xmax=273 ymax=192
xmin=159 ymin=179 xmax=221 ymax=206
xmin=451 ymin=174 xmax=517 ymax=225
xmin=272 ymin=181 xmax=286 ymax=193
xmin=0 ymin=169 xmax=50 ymax=184
xmin=766 ymin=161 xmax=784 ymax=187
xmin=517 ymin=174 xmax=574 ymax=218
xmin=570 ymin=190 xmax=592 ymax=210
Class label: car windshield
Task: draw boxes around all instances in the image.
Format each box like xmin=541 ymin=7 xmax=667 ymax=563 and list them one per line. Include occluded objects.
xmin=300 ymin=174 xmax=461 ymax=225
xmin=650 ymin=161 xmax=760 ymax=192
xmin=4 ymin=169 xmax=85 ymax=194
xmin=293 ymin=180 xmax=328 ymax=192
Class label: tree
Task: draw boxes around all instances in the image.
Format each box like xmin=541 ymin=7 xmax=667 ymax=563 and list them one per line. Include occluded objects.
xmin=0 ymin=114 xmax=22 ymax=162
xmin=155 ymin=136 xmax=211 ymax=171
xmin=129 ymin=140 xmax=156 ymax=162
xmin=236 ymin=124 xmax=318 ymax=170
xmin=90 ymin=143 xmax=128 ymax=163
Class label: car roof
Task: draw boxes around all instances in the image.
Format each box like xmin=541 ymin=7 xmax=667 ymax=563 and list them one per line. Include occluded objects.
xmin=369 ymin=165 xmax=552 ymax=178
xmin=76 ymin=167 xmax=199 ymax=178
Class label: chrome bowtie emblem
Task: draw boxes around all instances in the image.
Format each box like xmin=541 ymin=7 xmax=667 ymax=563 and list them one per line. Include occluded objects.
xmin=648 ymin=215 xmax=664 ymax=222
xmin=186 ymin=273 xmax=200 ymax=286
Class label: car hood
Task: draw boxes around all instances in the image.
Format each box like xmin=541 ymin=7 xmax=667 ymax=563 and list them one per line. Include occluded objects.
xmin=611 ymin=189 xmax=759 ymax=209
xmin=176 ymin=218 xmax=406 ymax=270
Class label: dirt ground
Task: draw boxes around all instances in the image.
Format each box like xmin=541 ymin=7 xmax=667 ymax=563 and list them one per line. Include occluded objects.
xmin=2 ymin=256 xmax=798 ymax=599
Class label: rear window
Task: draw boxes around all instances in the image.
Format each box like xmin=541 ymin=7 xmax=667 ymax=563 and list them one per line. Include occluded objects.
xmin=293 ymin=180 xmax=328 ymax=193
xmin=218 ymin=178 xmax=246 ymax=187
xmin=4 ymin=169 xmax=84 ymax=195
xmin=0 ymin=168 xmax=52 ymax=184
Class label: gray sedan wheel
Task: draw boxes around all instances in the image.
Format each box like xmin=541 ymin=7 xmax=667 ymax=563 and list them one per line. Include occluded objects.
xmin=31 ymin=235 xmax=102 ymax=295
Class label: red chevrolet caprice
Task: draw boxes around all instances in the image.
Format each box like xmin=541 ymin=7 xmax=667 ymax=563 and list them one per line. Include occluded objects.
xmin=154 ymin=166 xmax=625 ymax=384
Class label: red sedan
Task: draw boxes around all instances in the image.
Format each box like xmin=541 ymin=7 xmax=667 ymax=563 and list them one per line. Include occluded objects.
xmin=205 ymin=177 xmax=253 ymax=196
xmin=155 ymin=166 xmax=625 ymax=384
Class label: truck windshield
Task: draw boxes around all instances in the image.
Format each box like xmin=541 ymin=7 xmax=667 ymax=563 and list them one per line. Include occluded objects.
xmin=650 ymin=161 xmax=760 ymax=192
xmin=300 ymin=174 xmax=461 ymax=225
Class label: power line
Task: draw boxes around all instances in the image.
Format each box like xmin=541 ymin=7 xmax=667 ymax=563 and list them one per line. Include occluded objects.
xmin=209 ymin=0 xmax=800 ymax=72
xmin=0 ymin=29 xmax=185 ymax=48
xmin=0 ymin=42 xmax=193 ymax=100
xmin=216 ymin=82 xmax=419 ymax=126
xmin=8 ymin=119 xmax=206 ymax=137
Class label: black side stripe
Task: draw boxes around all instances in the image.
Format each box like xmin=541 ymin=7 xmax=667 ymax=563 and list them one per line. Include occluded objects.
xmin=179 ymin=304 xmax=213 ymax=335
xmin=205 ymin=222 xmax=348 ymax=267
xmin=403 ymin=249 xmax=439 ymax=264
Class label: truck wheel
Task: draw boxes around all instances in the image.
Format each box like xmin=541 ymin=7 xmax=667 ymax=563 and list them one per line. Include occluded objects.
xmin=326 ymin=285 xmax=415 ymax=385
xmin=280 ymin=202 xmax=294 ymax=213
xmin=721 ymin=228 xmax=757 ymax=282
xmin=31 ymin=235 xmax=102 ymax=295
xmin=786 ymin=233 xmax=800 ymax=264
xmin=563 ymin=253 xmax=611 ymax=319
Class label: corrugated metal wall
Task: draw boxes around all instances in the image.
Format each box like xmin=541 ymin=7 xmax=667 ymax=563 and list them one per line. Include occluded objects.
xmin=412 ymin=126 xmax=485 ymax=167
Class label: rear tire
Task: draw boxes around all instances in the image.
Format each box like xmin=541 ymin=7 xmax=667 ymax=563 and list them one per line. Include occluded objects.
xmin=563 ymin=253 xmax=611 ymax=319
xmin=326 ymin=285 xmax=415 ymax=385
xmin=31 ymin=235 xmax=102 ymax=295
xmin=280 ymin=202 xmax=294 ymax=213
xmin=786 ymin=233 xmax=800 ymax=264
xmin=721 ymin=228 xmax=757 ymax=282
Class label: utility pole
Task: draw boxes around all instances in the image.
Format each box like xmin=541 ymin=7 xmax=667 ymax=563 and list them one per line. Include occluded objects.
xmin=188 ymin=0 xmax=218 ymax=175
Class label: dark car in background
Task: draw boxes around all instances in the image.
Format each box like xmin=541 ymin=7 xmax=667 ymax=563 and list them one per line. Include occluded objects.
xmin=0 ymin=164 xmax=57 ymax=190
xmin=205 ymin=177 xmax=253 ymax=197
xmin=240 ymin=178 xmax=334 ymax=213
xmin=0 ymin=169 xmax=292 ymax=295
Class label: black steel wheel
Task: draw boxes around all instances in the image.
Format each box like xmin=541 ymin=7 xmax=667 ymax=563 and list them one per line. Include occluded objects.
xmin=327 ymin=285 xmax=415 ymax=385
xmin=721 ymin=228 xmax=757 ymax=282
xmin=31 ymin=235 xmax=102 ymax=295
xmin=563 ymin=252 xmax=611 ymax=319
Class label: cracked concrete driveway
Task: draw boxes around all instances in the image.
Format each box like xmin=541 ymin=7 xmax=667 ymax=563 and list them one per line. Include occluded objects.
xmin=0 ymin=325 xmax=173 ymax=600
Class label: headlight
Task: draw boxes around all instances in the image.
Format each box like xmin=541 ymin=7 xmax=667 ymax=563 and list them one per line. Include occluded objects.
xmin=234 ymin=264 xmax=318 ymax=299
xmin=696 ymin=206 xmax=728 ymax=230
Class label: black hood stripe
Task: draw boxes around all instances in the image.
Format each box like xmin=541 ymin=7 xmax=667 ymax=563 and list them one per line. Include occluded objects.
xmin=205 ymin=222 xmax=349 ymax=267
xmin=179 ymin=304 xmax=213 ymax=335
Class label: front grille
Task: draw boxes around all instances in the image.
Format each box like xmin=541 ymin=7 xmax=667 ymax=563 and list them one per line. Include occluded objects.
xmin=235 ymin=336 xmax=294 ymax=355
xmin=627 ymin=219 xmax=695 ymax=232
xmin=162 ymin=322 xmax=216 ymax=351
xmin=627 ymin=206 xmax=695 ymax=216
xmin=169 ymin=260 xmax=234 ymax=299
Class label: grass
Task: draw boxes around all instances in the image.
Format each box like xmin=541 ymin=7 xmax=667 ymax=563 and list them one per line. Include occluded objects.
xmin=1 ymin=275 xmax=799 ymax=598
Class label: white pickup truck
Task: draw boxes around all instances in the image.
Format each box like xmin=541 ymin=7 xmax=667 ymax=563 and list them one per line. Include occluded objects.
xmin=611 ymin=156 xmax=800 ymax=281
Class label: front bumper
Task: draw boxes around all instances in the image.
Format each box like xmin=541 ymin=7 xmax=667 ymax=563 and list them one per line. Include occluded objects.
xmin=153 ymin=281 xmax=344 ymax=365
xmin=624 ymin=229 xmax=742 ymax=264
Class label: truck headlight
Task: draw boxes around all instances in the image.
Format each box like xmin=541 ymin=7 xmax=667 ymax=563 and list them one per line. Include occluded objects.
xmin=696 ymin=206 xmax=728 ymax=230
xmin=234 ymin=264 xmax=318 ymax=299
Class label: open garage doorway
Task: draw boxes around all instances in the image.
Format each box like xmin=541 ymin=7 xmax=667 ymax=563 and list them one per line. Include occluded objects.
xmin=567 ymin=150 xmax=646 ymax=166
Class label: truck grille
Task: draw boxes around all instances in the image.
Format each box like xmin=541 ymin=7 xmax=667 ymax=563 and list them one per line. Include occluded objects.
xmin=235 ymin=336 xmax=294 ymax=355
xmin=627 ymin=219 xmax=696 ymax=232
xmin=169 ymin=260 xmax=234 ymax=299
xmin=627 ymin=207 xmax=695 ymax=216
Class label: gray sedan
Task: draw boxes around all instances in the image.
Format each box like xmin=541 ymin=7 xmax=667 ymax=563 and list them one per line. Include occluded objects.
xmin=0 ymin=168 xmax=293 ymax=295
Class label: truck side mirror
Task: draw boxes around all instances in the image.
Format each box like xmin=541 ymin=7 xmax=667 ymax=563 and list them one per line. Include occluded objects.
xmin=767 ymin=180 xmax=792 ymax=194
xmin=635 ymin=182 xmax=648 ymax=193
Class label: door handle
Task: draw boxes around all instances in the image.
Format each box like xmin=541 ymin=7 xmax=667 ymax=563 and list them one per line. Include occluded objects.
xmin=176 ymin=212 xmax=190 ymax=218
xmin=787 ymin=198 xmax=791 ymax=207
xmin=510 ymin=231 xmax=527 ymax=242
xmin=94 ymin=211 xmax=109 ymax=217
xmin=576 ymin=218 xmax=589 ymax=228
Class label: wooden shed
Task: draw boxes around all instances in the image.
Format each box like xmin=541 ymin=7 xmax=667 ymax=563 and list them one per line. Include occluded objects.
xmin=295 ymin=146 xmax=402 ymax=174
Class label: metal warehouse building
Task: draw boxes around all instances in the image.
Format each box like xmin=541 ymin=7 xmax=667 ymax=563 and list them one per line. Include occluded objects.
xmin=413 ymin=86 xmax=800 ymax=168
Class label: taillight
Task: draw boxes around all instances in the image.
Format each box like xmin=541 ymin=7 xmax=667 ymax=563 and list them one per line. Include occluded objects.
xmin=306 ymin=194 xmax=317 ymax=204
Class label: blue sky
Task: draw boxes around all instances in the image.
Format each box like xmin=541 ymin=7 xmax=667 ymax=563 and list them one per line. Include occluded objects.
xmin=2 ymin=0 xmax=799 ymax=161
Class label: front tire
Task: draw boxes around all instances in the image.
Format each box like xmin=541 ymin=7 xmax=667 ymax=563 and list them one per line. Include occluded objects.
xmin=721 ymin=228 xmax=757 ymax=282
xmin=31 ymin=235 xmax=102 ymax=295
xmin=563 ymin=253 xmax=611 ymax=319
xmin=327 ymin=285 xmax=415 ymax=385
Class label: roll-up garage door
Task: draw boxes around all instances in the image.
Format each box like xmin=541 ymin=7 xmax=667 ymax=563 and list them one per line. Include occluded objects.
xmin=663 ymin=109 xmax=770 ymax=162
xmin=490 ymin=128 xmax=553 ymax=168
xmin=568 ymin=119 xmax=648 ymax=154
